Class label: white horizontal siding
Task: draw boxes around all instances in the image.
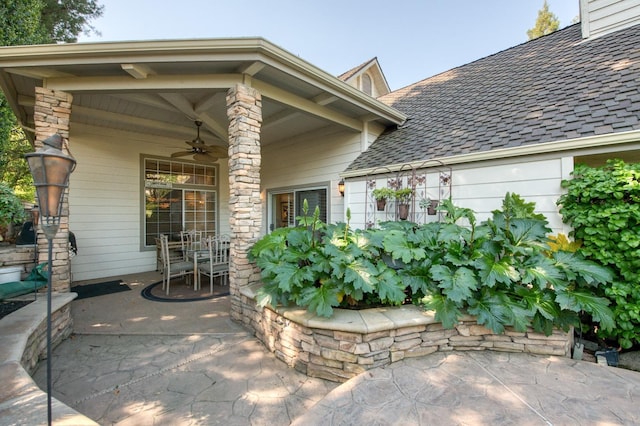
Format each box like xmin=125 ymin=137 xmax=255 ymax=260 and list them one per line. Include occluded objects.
xmin=68 ymin=125 xmax=225 ymax=281
xmin=262 ymin=129 xmax=368 ymax=229
xmin=346 ymin=157 xmax=572 ymax=236
xmin=582 ymin=0 xmax=640 ymax=38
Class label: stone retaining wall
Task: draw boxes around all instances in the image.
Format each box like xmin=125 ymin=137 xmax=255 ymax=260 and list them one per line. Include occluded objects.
xmin=0 ymin=293 xmax=97 ymax=425
xmin=0 ymin=245 xmax=37 ymax=276
xmin=237 ymin=289 xmax=572 ymax=383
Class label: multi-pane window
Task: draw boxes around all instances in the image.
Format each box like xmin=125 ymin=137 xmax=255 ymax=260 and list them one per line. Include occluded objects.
xmin=269 ymin=186 xmax=327 ymax=231
xmin=143 ymin=158 xmax=217 ymax=246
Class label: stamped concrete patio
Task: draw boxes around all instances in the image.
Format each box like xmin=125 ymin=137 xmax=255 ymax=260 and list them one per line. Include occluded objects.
xmin=28 ymin=271 xmax=640 ymax=425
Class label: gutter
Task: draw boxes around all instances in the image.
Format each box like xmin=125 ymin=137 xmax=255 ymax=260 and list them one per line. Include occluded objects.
xmin=340 ymin=129 xmax=640 ymax=178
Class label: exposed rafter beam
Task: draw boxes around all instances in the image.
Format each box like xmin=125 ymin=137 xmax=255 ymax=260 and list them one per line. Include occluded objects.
xmin=252 ymin=79 xmax=363 ymax=132
xmin=158 ymin=93 xmax=228 ymax=141
xmin=121 ymin=63 xmax=153 ymax=79
xmin=45 ymin=73 xmax=364 ymax=131
xmin=6 ymin=67 xmax=74 ymax=79
xmin=239 ymin=61 xmax=265 ymax=76
xmin=158 ymin=93 xmax=196 ymax=118
xmin=45 ymin=73 xmax=243 ymax=92
xmin=313 ymin=93 xmax=338 ymax=106
xmin=194 ymin=92 xmax=225 ymax=114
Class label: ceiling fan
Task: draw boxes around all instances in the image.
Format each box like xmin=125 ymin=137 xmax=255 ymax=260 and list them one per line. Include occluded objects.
xmin=171 ymin=120 xmax=227 ymax=163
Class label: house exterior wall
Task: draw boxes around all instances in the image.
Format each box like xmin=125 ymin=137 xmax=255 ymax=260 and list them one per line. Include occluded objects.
xmin=581 ymin=0 xmax=640 ymax=38
xmin=345 ymin=155 xmax=574 ymax=236
xmin=261 ymin=129 xmax=378 ymax=231
xmin=68 ymin=124 xmax=230 ymax=281
xmin=67 ymin=123 xmax=370 ymax=281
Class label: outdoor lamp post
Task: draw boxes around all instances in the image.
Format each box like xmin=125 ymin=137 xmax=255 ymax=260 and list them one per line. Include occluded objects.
xmin=25 ymin=134 xmax=76 ymax=426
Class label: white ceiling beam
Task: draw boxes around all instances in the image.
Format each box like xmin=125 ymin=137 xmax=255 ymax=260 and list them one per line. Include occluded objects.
xmin=240 ymin=61 xmax=265 ymax=76
xmin=44 ymin=73 xmax=244 ymax=92
xmin=45 ymin=73 xmax=364 ymax=131
xmin=6 ymin=67 xmax=75 ymax=79
xmin=252 ymin=79 xmax=363 ymax=132
xmin=194 ymin=92 xmax=225 ymax=114
xmin=198 ymin=112 xmax=228 ymax=144
xmin=313 ymin=93 xmax=338 ymax=106
xmin=158 ymin=93 xmax=196 ymax=118
xmin=121 ymin=63 xmax=153 ymax=79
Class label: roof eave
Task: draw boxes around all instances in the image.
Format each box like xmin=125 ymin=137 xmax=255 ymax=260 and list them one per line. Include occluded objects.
xmin=0 ymin=37 xmax=406 ymax=125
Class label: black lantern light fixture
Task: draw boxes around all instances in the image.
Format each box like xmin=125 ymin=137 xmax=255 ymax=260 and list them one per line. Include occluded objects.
xmin=25 ymin=134 xmax=76 ymax=426
xmin=338 ymin=179 xmax=345 ymax=197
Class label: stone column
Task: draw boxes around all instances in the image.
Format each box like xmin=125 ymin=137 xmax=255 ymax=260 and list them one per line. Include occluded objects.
xmin=226 ymin=84 xmax=263 ymax=320
xmin=33 ymin=87 xmax=73 ymax=291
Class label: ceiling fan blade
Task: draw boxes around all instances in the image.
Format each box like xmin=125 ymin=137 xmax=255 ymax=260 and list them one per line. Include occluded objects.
xmin=194 ymin=153 xmax=218 ymax=162
xmin=171 ymin=151 xmax=193 ymax=157
xmin=206 ymin=146 xmax=228 ymax=157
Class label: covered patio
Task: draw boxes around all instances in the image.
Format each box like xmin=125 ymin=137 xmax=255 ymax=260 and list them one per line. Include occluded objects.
xmin=0 ymin=38 xmax=406 ymax=321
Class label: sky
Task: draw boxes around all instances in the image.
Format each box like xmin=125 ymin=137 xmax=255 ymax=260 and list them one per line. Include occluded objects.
xmin=77 ymin=1 xmax=580 ymax=90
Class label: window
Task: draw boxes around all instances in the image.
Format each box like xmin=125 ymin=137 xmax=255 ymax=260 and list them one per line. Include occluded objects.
xmin=143 ymin=158 xmax=217 ymax=247
xmin=362 ymin=73 xmax=372 ymax=95
xmin=269 ymin=186 xmax=328 ymax=231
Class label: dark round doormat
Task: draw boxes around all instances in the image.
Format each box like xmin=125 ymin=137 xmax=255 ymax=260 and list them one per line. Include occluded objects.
xmin=141 ymin=279 xmax=229 ymax=302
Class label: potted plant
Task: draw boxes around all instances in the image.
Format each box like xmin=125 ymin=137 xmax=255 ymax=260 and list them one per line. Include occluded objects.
xmin=419 ymin=198 xmax=439 ymax=215
xmin=371 ymin=187 xmax=395 ymax=211
xmin=394 ymin=188 xmax=413 ymax=220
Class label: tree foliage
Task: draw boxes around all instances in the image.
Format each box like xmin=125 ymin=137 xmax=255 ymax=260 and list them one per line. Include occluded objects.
xmin=527 ymin=0 xmax=560 ymax=40
xmin=558 ymin=160 xmax=640 ymax=348
xmin=0 ymin=0 xmax=104 ymax=200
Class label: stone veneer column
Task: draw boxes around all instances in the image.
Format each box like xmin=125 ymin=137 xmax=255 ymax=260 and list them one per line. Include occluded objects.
xmin=33 ymin=87 xmax=73 ymax=291
xmin=226 ymin=84 xmax=263 ymax=319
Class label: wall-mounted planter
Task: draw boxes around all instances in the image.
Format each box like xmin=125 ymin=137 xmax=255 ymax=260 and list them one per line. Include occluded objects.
xmin=427 ymin=200 xmax=439 ymax=216
xmin=398 ymin=204 xmax=410 ymax=220
xmin=376 ymin=199 xmax=387 ymax=211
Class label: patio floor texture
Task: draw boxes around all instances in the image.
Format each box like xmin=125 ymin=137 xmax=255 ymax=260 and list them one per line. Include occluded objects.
xmin=25 ymin=271 xmax=640 ymax=425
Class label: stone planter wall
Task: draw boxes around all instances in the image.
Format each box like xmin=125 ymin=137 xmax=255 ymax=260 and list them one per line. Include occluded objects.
xmin=237 ymin=288 xmax=572 ymax=383
xmin=0 ymin=245 xmax=37 ymax=278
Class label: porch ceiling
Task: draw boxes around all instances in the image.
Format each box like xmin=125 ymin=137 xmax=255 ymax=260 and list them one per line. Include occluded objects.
xmin=0 ymin=38 xmax=406 ymax=147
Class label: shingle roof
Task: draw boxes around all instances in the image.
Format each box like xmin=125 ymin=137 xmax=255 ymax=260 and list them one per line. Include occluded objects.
xmin=338 ymin=57 xmax=378 ymax=82
xmin=346 ymin=23 xmax=640 ymax=172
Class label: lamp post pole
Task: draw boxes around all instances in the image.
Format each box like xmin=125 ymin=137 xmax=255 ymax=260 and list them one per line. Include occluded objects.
xmin=25 ymin=134 xmax=76 ymax=426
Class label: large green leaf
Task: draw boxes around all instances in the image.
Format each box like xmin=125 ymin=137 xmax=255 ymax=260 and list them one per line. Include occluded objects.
xmin=431 ymin=265 xmax=478 ymax=303
xmin=515 ymin=287 xmax=559 ymax=321
xmin=423 ymin=293 xmax=461 ymax=329
xmin=555 ymin=290 xmax=615 ymax=331
xmin=344 ymin=260 xmax=377 ymax=293
xmin=552 ymin=251 xmax=614 ymax=286
xmin=521 ymin=256 xmax=563 ymax=289
xmin=467 ymin=293 xmax=511 ymax=334
xmin=375 ymin=265 xmax=407 ymax=304
xmin=299 ymin=285 xmax=340 ymax=317
xmin=475 ymin=255 xmax=519 ymax=288
xmin=383 ymin=230 xmax=426 ymax=263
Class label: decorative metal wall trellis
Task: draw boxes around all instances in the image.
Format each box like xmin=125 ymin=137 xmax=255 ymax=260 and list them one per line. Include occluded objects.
xmin=364 ymin=160 xmax=452 ymax=228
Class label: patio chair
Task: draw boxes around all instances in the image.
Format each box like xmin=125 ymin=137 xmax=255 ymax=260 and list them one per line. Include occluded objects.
xmin=180 ymin=230 xmax=204 ymax=251
xmin=198 ymin=235 xmax=229 ymax=293
xmin=155 ymin=236 xmax=184 ymax=273
xmin=159 ymin=234 xmax=194 ymax=295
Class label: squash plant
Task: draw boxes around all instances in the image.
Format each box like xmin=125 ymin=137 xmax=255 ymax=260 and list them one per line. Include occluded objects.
xmin=250 ymin=194 xmax=615 ymax=338
xmin=558 ymin=160 xmax=640 ymax=348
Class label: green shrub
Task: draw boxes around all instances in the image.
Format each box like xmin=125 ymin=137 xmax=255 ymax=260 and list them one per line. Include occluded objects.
xmin=250 ymin=194 xmax=614 ymax=337
xmin=0 ymin=183 xmax=26 ymax=226
xmin=558 ymin=159 xmax=640 ymax=348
